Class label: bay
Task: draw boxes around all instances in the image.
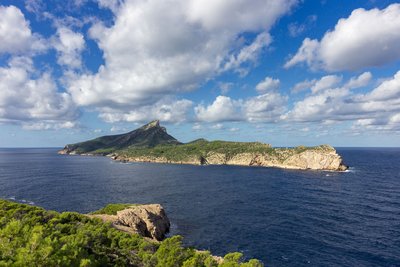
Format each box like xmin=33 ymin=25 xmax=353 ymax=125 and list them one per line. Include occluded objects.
xmin=0 ymin=148 xmax=399 ymax=266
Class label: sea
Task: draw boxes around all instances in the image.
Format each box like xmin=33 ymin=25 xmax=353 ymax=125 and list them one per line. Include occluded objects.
xmin=0 ymin=147 xmax=399 ymax=266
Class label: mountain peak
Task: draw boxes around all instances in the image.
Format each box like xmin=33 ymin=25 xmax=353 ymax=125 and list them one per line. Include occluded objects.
xmin=60 ymin=120 xmax=180 ymax=154
xmin=140 ymin=120 xmax=160 ymax=130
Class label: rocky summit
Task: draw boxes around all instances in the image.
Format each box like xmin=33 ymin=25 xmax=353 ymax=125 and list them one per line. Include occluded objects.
xmin=59 ymin=120 xmax=180 ymax=155
xmin=59 ymin=120 xmax=348 ymax=171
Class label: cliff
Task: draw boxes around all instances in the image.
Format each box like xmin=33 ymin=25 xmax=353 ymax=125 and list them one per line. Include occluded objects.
xmin=59 ymin=120 xmax=348 ymax=171
xmin=113 ymin=144 xmax=347 ymax=171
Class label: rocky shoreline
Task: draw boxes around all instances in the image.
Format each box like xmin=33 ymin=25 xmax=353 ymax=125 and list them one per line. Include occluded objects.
xmin=60 ymin=144 xmax=348 ymax=171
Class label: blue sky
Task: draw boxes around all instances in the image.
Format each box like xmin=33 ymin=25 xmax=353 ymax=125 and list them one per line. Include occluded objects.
xmin=1 ymin=0 xmax=400 ymax=147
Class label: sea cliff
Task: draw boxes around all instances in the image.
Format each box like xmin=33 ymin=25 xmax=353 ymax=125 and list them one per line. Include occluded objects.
xmin=110 ymin=144 xmax=347 ymax=171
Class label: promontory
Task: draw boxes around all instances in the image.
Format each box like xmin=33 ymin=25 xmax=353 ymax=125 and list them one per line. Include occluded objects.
xmin=59 ymin=120 xmax=348 ymax=171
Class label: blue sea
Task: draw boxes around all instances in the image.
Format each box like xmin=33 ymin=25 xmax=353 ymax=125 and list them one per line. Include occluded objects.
xmin=0 ymin=148 xmax=399 ymax=266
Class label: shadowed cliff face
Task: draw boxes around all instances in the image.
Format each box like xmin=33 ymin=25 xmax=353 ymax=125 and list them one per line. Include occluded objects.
xmin=59 ymin=120 xmax=180 ymax=154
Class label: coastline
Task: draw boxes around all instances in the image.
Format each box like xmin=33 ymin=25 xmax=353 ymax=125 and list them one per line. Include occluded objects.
xmin=58 ymin=146 xmax=348 ymax=172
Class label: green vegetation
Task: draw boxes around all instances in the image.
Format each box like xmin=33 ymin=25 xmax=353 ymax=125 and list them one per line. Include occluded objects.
xmin=0 ymin=199 xmax=263 ymax=266
xmin=90 ymin=203 xmax=138 ymax=215
xmin=117 ymin=140 xmax=274 ymax=162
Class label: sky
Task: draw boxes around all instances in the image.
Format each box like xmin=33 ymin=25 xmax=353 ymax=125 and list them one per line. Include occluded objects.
xmin=1 ymin=0 xmax=400 ymax=147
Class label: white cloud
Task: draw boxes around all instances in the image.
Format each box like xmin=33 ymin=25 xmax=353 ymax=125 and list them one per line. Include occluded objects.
xmin=97 ymin=0 xmax=122 ymax=12
xmin=22 ymin=121 xmax=77 ymax=130
xmin=256 ymin=76 xmax=280 ymax=93
xmin=345 ymin=72 xmax=372 ymax=89
xmin=0 ymin=57 xmax=78 ymax=127
xmin=285 ymin=4 xmax=400 ymax=71
xmin=291 ymin=72 xmax=371 ymax=94
xmin=363 ymin=71 xmax=400 ymax=101
xmin=291 ymin=79 xmax=316 ymax=94
xmin=310 ymin=75 xmax=342 ymax=94
xmin=210 ymin=123 xmax=224 ymax=130
xmin=0 ymin=5 xmax=47 ymax=55
xmin=68 ymin=0 xmax=297 ymax=120
xmin=243 ymin=92 xmax=287 ymax=122
xmin=284 ymin=70 xmax=400 ymax=132
xmin=195 ymin=92 xmax=287 ymax=123
xmin=192 ymin=123 xmax=203 ymax=131
xmin=284 ymin=38 xmax=319 ymax=69
xmin=195 ymin=96 xmax=242 ymax=122
xmin=187 ymin=0 xmax=296 ymax=32
xmin=223 ymin=32 xmax=272 ymax=74
xmin=99 ymin=98 xmax=193 ymax=123
xmin=52 ymin=27 xmax=85 ymax=69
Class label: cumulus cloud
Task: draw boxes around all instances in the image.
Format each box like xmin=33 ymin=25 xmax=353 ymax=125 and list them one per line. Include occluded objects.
xmin=52 ymin=27 xmax=85 ymax=69
xmin=0 ymin=5 xmax=47 ymax=55
xmin=98 ymin=98 xmax=193 ymax=123
xmin=291 ymin=72 xmax=371 ymax=94
xmin=210 ymin=123 xmax=224 ymax=130
xmin=285 ymin=4 xmax=400 ymax=71
xmin=0 ymin=57 xmax=78 ymax=127
xmin=195 ymin=91 xmax=287 ymax=123
xmin=195 ymin=96 xmax=243 ymax=122
xmin=67 ymin=0 xmax=296 ymax=122
xmin=243 ymin=92 xmax=287 ymax=122
xmin=256 ymin=76 xmax=280 ymax=93
xmin=291 ymin=79 xmax=316 ymax=94
xmin=284 ymin=71 xmax=400 ymax=132
xmin=310 ymin=75 xmax=342 ymax=94
xmin=222 ymin=32 xmax=272 ymax=74
xmin=362 ymin=71 xmax=400 ymax=102
xmin=345 ymin=72 xmax=372 ymax=89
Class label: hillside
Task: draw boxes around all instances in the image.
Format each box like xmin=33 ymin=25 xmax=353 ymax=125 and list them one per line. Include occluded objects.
xmin=59 ymin=120 xmax=180 ymax=155
xmin=0 ymin=199 xmax=262 ymax=266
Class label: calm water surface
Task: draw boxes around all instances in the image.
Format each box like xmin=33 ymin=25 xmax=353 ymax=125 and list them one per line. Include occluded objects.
xmin=0 ymin=148 xmax=399 ymax=266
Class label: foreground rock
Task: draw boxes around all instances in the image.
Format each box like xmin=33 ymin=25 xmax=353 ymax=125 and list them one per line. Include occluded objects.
xmin=89 ymin=204 xmax=170 ymax=241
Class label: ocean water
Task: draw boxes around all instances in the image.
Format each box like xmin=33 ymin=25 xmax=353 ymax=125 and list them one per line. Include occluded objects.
xmin=0 ymin=148 xmax=399 ymax=266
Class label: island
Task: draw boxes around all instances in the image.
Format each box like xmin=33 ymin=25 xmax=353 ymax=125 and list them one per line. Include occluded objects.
xmin=0 ymin=199 xmax=262 ymax=266
xmin=59 ymin=120 xmax=348 ymax=171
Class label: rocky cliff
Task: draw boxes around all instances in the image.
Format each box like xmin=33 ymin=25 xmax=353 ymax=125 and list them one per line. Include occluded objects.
xmin=113 ymin=144 xmax=347 ymax=171
xmin=89 ymin=204 xmax=170 ymax=241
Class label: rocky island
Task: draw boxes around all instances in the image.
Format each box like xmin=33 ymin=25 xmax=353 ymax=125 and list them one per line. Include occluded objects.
xmin=59 ymin=120 xmax=348 ymax=171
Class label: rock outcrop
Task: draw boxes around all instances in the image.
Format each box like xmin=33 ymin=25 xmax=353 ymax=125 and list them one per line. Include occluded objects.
xmin=89 ymin=204 xmax=170 ymax=241
xmin=249 ymin=145 xmax=347 ymax=171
